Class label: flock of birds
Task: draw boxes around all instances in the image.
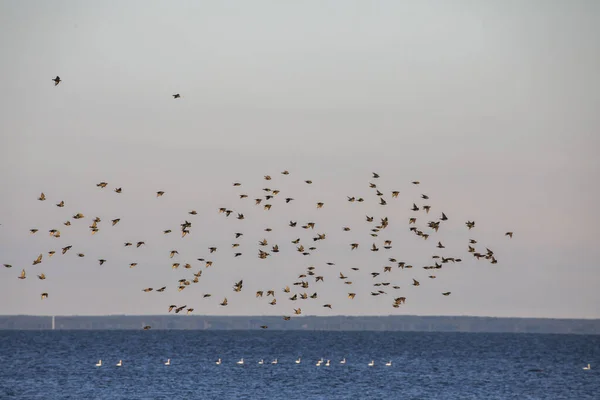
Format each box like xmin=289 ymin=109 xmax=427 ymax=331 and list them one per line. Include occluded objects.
xmin=94 ymin=357 xmax=394 ymax=368
xmin=3 ymin=167 xmax=514 ymax=328
xmin=2 ymin=77 xmax=514 ymax=327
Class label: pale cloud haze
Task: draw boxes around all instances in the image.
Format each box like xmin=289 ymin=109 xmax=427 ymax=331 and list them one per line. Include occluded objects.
xmin=0 ymin=1 xmax=598 ymax=318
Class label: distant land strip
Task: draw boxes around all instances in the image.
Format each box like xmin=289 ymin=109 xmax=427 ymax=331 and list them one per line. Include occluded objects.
xmin=1 ymin=315 xmax=599 ymax=334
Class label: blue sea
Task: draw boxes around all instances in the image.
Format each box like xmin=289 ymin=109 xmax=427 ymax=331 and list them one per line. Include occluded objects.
xmin=0 ymin=331 xmax=598 ymax=399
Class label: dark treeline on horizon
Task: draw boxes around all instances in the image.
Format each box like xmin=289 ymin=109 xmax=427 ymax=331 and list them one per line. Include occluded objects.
xmin=0 ymin=315 xmax=599 ymax=334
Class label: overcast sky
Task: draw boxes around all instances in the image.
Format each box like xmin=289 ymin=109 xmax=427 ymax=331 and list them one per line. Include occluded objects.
xmin=1 ymin=0 xmax=598 ymax=319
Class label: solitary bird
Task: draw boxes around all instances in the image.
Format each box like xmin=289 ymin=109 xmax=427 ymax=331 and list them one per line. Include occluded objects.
xmin=52 ymin=76 xmax=61 ymax=86
xmin=173 ymin=94 xmax=181 ymax=99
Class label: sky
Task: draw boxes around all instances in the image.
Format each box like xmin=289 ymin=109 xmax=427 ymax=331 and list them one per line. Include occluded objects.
xmin=0 ymin=0 xmax=598 ymax=319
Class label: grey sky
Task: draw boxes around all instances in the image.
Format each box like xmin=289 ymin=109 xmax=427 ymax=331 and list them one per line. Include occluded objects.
xmin=1 ymin=1 xmax=599 ymax=318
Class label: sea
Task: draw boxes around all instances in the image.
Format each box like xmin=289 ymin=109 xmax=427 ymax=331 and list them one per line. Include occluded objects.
xmin=0 ymin=330 xmax=597 ymax=399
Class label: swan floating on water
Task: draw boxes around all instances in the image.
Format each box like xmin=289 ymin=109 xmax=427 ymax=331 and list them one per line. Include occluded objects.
xmin=385 ymin=361 xmax=392 ymax=367
xmin=258 ymin=359 xmax=264 ymax=365
xmin=325 ymin=360 xmax=330 ymax=367
xmin=295 ymin=357 xmax=301 ymax=364
xmin=165 ymin=359 xmax=171 ymax=366
xmin=237 ymin=358 xmax=244 ymax=365
xmin=271 ymin=359 xmax=278 ymax=365
xmin=215 ymin=358 xmax=222 ymax=365
xmin=316 ymin=358 xmax=323 ymax=366
xmin=340 ymin=358 xmax=346 ymax=364
xmin=583 ymin=364 xmax=591 ymax=370
xmin=95 ymin=360 xmax=102 ymax=367
xmin=116 ymin=360 xmax=123 ymax=367
xmin=368 ymin=360 xmax=374 ymax=367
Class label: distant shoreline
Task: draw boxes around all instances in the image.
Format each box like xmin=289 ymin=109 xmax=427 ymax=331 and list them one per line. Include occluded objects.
xmin=1 ymin=315 xmax=598 ymax=334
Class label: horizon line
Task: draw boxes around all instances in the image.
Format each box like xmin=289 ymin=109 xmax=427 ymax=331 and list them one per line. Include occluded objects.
xmin=3 ymin=314 xmax=599 ymax=321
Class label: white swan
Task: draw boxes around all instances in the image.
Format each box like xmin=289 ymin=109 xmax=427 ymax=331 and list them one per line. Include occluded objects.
xmin=258 ymin=359 xmax=264 ymax=365
xmin=165 ymin=359 xmax=171 ymax=366
xmin=116 ymin=360 xmax=123 ymax=367
xmin=325 ymin=360 xmax=330 ymax=367
xmin=583 ymin=364 xmax=591 ymax=370
xmin=271 ymin=359 xmax=278 ymax=365
xmin=237 ymin=358 xmax=244 ymax=365
xmin=385 ymin=361 xmax=392 ymax=366
xmin=340 ymin=358 xmax=346 ymax=364
xmin=215 ymin=358 xmax=222 ymax=365
xmin=316 ymin=358 xmax=323 ymax=366
xmin=95 ymin=360 xmax=102 ymax=367
xmin=368 ymin=360 xmax=374 ymax=367
xmin=295 ymin=357 xmax=301 ymax=364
